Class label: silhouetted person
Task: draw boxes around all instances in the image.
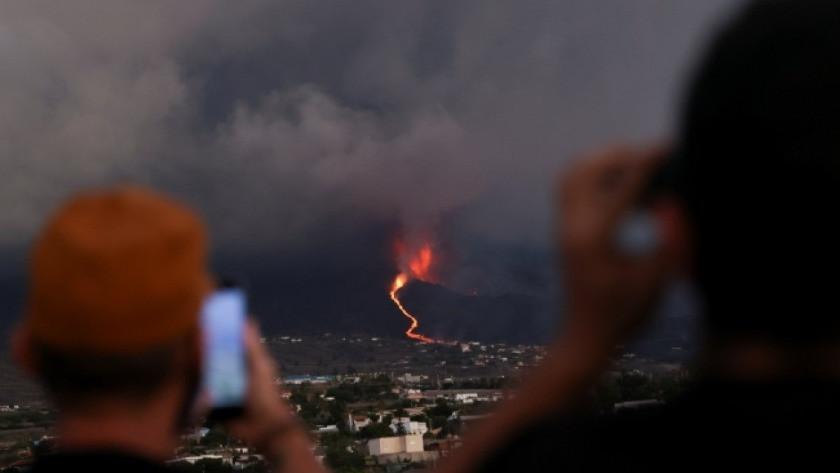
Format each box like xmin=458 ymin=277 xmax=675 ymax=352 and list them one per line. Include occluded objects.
xmin=11 ymin=187 xmax=323 ymax=473
xmin=436 ymin=1 xmax=840 ymax=471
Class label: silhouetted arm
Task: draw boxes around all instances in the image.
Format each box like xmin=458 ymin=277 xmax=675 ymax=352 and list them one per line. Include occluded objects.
xmin=227 ymin=322 xmax=327 ymax=473
xmin=435 ymin=144 xmax=672 ymax=473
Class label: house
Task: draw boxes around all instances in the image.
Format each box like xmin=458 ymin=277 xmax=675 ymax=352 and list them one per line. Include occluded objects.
xmin=613 ymin=399 xmax=663 ymax=412
xmin=454 ymin=393 xmax=478 ymax=404
xmin=367 ymin=435 xmax=438 ymax=465
xmin=312 ymin=425 xmax=339 ymax=434
xmin=390 ymin=417 xmax=428 ymax=436
xmin=426 ymin=438 xmax=463 ymax=458
xmin=368 ymin=435 xmax=424 ymax=456
xmin=402 ymin=389 xmax=425 ymax=401
xmin=398 ymin=373 xmax=427 ymax=384
xmin=168 ymin=454 xmax=229 ymax=465
xmin=282 ymin=374 xmax=336 ymax=385
xmin=347 ymin=414 xmax=372 ymax=432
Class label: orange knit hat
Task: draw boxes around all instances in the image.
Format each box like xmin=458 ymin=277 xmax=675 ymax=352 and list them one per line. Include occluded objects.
xmin=24 ymin=186 xmax=213 ymax=354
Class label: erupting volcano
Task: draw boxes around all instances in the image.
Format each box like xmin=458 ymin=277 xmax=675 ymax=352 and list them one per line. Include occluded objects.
xmin=389 ymin=241 xmax=436 ymax=342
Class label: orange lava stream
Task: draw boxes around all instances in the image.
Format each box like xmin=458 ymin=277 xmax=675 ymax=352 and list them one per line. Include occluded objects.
xmin=389 ymin=274 xmax=434 ymax=343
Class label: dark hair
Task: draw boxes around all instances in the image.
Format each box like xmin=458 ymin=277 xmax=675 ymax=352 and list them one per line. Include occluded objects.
xmin=675 ymin=0 xmax=840 ymax=343
xmin=33 ymin=340 xmax=185 ymax=409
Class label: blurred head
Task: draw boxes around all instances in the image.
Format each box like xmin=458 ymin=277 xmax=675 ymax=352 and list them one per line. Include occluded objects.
xmin=15 ymin=186 xmax=212 ymax=409
xmin=671 ymin=0 xmax=840 ymax=344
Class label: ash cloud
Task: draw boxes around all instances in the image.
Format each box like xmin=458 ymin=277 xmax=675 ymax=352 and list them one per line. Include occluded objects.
xmin=0 ymin=1 xmax=742 ymax=330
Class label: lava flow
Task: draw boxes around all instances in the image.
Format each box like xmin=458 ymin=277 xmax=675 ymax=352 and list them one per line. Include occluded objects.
xmin=389 ymin=242 xmax=436 ymax=343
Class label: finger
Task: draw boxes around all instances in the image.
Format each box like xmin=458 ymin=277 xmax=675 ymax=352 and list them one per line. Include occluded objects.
xmin=188 ymin=390 xmax=212 ymax=427
xmin=243 ymin=319 xmax=279 ymax=380
xmin=563 ymin=144 xmax=667 ymax=201
xmin=611 ymin=145 xmax=669 ymax=212
xmin=242 ymin=319 xmax=258 ymax=358
xmin=557 ymin=144 xmax=670 ymax=259
xmin=558 ymin=144 xmax=634 ymax=203
xmin=573 ymin=145 xmax=667 ymax=222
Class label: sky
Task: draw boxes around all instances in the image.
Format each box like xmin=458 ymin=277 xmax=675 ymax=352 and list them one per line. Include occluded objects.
xmin=0 ymin=1 xmax=744 ymax=338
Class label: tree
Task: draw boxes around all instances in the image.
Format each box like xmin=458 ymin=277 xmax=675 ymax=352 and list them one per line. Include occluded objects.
xmin=592 ymin=378 xmax=621 ymax=414
xmin=430 ymin=416 xmax=449 ymax=436
xmin=426 ymin=398 xmax=454 ymax=418
xmin=358 ymin=422 xmax=394 ymax=439
xmin=326 ymin=386 xmax=357 ymax=404
xmin=410 ymin=413 xmax=429 ymax=423
xmin=290 ymin=390 xmax=309 ymax=405
xmin=325 ymin=449 xmax=365 ymax=473
xmin=200 ymin=426 xmax=230 ymax=448
xmin=615 ymin=371 xmax=655 ymax=401
xmin=322 ymin=433 xmax=366 ymax=473
xmin=195 ymin=458 xmax=233 ymax=473
xmin=31 ymin=438 xmax=55 ymax=458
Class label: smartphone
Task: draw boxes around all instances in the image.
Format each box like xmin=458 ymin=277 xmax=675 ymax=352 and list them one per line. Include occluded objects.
xmin=614 ymin=210 xmax=661 ymax=257
xmin=613 ymin=153 xmax=677 ymax=257
xmin=201 ymin=285 xmax=248 ymax=420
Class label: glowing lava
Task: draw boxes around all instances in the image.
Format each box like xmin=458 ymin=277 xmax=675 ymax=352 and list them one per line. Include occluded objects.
xmin=389 ymin=274 xmax=434 ymax=342
xmin=389 ymin=241 xmax=436 ymax=343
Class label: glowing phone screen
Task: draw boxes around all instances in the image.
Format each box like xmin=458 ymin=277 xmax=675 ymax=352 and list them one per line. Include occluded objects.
xmin=201 ymin=288 xmax=247 ymax=409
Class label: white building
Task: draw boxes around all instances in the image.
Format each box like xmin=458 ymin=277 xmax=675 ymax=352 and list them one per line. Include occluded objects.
xmin=454 ymin=393 xmax=478 ymax=404
xmin=367 ymin=435 xmax=424 ymax=456
xmin=390 ymin=417 xmax=428 ymax=435
xmin=313 ymin=425 xmax=339 ymax=433
xmin=398 ymin=373 xmax=427 ymax=384
xmin=282 ymin=374 xmax=336 ymax=385
xmin=347 ymin=414 xmax=372 ymax=432
xmin=169 ymin=455 xmax=228 ymax=465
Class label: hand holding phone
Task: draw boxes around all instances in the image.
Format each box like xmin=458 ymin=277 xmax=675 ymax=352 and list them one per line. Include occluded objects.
xmin=613 ymin=150 xmax=677 ymax=257
xmin=559 ymin=144 xmax=670 ymax=344
xmin=225 ymin=322 xmax=326 ymax=473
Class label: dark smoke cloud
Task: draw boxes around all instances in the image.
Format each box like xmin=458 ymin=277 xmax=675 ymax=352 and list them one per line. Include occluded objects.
xmin=0 ymin=1 xmax=743 ymax=333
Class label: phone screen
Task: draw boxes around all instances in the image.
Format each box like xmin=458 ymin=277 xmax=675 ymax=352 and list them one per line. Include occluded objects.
xmin=201 ymin=288 xmax=248 ymax=414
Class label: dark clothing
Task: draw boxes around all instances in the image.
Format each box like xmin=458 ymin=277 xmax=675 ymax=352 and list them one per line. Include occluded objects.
xmin=476 ymin=379 xmax=840 ymax=472
xmin=31 ymin=451 xmax=171 ymax=473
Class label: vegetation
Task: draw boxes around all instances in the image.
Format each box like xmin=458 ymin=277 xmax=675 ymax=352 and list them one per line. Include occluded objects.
xmin=169 ymin=458 xmax=233 ymax=473
xmin=0 ymin=410 xmax=54 ymax=430
xmin=199 ymin=426 xmax=232 ymax=449
xmin=324 ymin=376 xmax=394 ymax=404
xmin=358 ymin=423 xmax=393 ymax=439
xmin=320 ymin=433 xmax=366 ymax=473
xmin=591 ymin=370 xmax=691 ymax=414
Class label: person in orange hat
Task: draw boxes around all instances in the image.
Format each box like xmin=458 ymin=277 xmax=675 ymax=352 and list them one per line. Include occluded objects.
xmin=11 ymin=186 xmax=324 ymax=473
